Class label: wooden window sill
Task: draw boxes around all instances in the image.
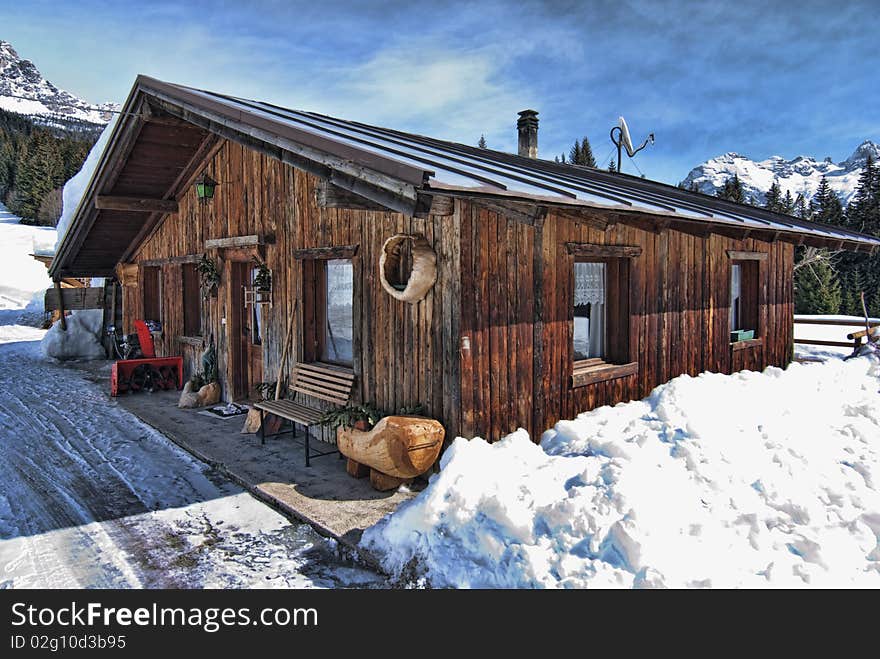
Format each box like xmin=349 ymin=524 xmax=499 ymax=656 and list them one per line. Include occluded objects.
xmin=571 ymin=361 xmax=638 ymax=388
xmin=177 ymin=335 xmax=204 ymax=347
xmin=730 ymin=337 xmax=762 ymax=351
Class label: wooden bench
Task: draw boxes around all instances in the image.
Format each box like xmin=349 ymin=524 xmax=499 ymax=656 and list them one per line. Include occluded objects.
xmin=254 ymin=362 xmax=355 ymax=466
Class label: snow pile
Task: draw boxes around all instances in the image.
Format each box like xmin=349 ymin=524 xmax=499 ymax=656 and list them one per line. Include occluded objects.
xmin=362 ymin=357 xmax=880 ymax=588
xmin=41 ymin=309 xmax=105 ymax=360
xmin=54 ymin=114 xmax=118 ymax=253
xmin=0 ymin=202 xmax=56 ymax=327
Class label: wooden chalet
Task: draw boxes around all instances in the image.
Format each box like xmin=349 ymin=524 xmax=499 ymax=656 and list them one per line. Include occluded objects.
xmin=50 ymin=76 xmax=880 ymax=443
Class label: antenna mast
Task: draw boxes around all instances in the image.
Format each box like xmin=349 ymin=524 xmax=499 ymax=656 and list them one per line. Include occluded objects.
xmin=610 ymin=116 xmax=655 ymax=174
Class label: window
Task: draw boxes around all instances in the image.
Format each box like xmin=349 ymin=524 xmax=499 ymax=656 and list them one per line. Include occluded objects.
xmin=567 ymin=242 xmax=640 ymax=387
xmin=573 ymin=262 xmax=607 ymax=360
xmin=730 ymin=260 xmax=759 ymax=338
xmin=143 ymin=266 xmax=162 ymax=322
xmin=303 ymin=257 xmax=353 ymax=367
xmin=250 ymin=266 xmax=262 ymax=346
xmin=182 ymin=263 xmax=202 ymax=336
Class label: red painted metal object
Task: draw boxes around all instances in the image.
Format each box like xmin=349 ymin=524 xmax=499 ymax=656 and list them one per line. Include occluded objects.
xmin=111 ymin=357 xmax=184 ymax=396
xmin=110 ymin=320 xmax=183 ymax=396
xmin=134 ymin=319 xmax=156 ymax=358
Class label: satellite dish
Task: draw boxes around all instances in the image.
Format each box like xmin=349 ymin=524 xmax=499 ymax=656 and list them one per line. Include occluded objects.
xmin=610 ymin=116 xmax=655 ymax=172
xmin=619 ymin=116 xmax=635 ymax=156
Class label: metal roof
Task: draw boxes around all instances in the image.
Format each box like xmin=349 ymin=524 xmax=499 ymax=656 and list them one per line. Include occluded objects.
xmin=151 ymin=82 xmax=876 ymax=249
xmin=51 ymin=74 xmax=880 ymax=280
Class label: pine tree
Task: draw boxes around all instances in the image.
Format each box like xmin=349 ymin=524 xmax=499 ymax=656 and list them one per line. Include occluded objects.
xmin=845 ymin=154 xmax=877 ymax=233
xmin=764 ymin=180 xmax=783 ymax=212
xmin=717 ymin=174 xmax=746 ymax=204
xmin=781 ymin=190 xmax=794 ymax=215
xmin=794 ymin=257 xmax=842 ymax=314
xmin=0 ymin=109 xmax=98 ymax=226
xmin=568 ymin=137 xmax=596 ymax=167
xmin=794 ymin=194 xmax=809 ymax=220
xmin=811 ymin=176 xmax=844 ymax=225
xmin=477 ymin=135 xmax=487 ymax=149
xmin=840 ymin=154 xmax=880 ymax=315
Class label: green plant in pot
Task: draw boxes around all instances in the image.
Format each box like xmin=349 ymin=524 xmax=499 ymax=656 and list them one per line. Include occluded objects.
xmin=319 ymin=402 xmax=383 ymax=432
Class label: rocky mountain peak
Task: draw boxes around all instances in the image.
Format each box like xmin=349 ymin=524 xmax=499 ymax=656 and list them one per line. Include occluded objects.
xmin=0 ymin=38 xmax=117 ymax=126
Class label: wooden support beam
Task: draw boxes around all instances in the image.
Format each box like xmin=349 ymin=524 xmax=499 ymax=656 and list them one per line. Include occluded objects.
xmin=115 ymin=263 xmax=138 ymax=286
xmin=205 ymin=235 xmax=268 ymax=250
xmin=140 ymin=103 xmax=192 ymax=127
xmin=566 ymin=243 xmax=642 ymax=259
xmin=139 ymin=254 xmax=201 ymax=267
xmin=293 ymin=245 xmax=360 ymax=260
xmin=428 ymin=194 xmax=455 ymax=216
xmin=554 ymin=208 xmax=609 ymax=231
xmin=471 ymin=198 xmax=547 ymax=226
xmin=55 ymin=281 xmax=66 ymax=331
xmin=118 ymin=131 xmax=221 ymax=264
xmin=726 ymin=250 xmax=768 ymax=261
xmin=315 ymin=180 xmax=387 ymax=211
xmin=412 ymin=193 xmax=455 ymax=218
xmin=95 ymin=195 xmax=179 ymax=213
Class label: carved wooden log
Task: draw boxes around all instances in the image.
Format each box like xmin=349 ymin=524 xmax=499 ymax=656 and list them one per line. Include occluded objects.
xmin=337 ymin=415 xmax=445 ymax=478
xmin=379 ymin=234 xmax=437 ymax=303
xmin=346 ymin=458 xmax=370 ymax=478
xmin=370 ymin=469 xmax=412 ymax=492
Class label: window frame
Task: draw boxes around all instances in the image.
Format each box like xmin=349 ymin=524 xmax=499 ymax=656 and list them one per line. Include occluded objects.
xmin=726 ymin=250 xmax=765 ymax=344
xmin=142 ymin=265 xmax=162 ymax=323
xmin=249 ymin=265 xmax=263 ymax=347
xmin=181 ymin=262 xmax=203 ymax=338
xmin=295 ymin=245 xmax=358 ymax=371
xmin=566 ymin=243 xmax=640 ymax=388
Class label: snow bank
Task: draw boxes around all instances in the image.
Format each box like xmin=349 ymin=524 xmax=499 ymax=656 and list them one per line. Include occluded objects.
xmin=41 ymin=309 xmax=105 ymax=360
xmin=362 ymin=357 xmax=880 ymax=588
xmin=54 ymin=114 xmax=119 ymax=253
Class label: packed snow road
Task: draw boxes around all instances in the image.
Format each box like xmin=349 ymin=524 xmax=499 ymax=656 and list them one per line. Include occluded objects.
xmin=0 ymin=333 xmax=383 ymax=589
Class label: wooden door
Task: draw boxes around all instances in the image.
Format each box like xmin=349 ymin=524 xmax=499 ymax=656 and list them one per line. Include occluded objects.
xmin=229 ymin=262 xmax=263 ymax=400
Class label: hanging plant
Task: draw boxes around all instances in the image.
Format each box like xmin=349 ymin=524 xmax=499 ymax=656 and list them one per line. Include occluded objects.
xmin=197 ymin=254 xmax=220 ymax=297
xmin=253 ymin=261 xmax=272 ymax=291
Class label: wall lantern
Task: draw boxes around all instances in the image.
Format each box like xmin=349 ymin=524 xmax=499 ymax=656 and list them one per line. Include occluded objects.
xmin=195 ymin=173 xmax=217 ymax=202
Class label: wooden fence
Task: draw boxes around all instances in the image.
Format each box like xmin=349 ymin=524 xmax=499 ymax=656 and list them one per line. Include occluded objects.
xmin=793 ymin=317 xmax=880 ymax=349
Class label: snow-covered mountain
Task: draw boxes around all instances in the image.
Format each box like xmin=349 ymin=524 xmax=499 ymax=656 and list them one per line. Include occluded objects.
xmin=0 ymin=39 xmax=116 ymax=126
xmin=680 ymin=140 xmax=880 ymax=207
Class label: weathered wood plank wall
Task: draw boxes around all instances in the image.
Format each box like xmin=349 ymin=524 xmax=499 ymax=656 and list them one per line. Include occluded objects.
xmin=126 ymin=139 xmax=461 ymax=438
xmin=120 ymin=136 xmax=792 ymax=447
xmin=457 ymin=201 xmax=794 ymax=441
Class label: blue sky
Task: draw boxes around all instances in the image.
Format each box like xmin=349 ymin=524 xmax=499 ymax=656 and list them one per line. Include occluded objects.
xmin=3 ymin=0 xmax=877 ymax=183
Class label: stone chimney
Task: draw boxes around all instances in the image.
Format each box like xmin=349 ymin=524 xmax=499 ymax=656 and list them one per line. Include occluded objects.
xmin=517 ymin=109 xmax=539 ymax=158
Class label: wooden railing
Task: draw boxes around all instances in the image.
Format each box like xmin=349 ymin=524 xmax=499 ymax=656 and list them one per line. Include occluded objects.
xmin=794 ymin=317 xmax=880 ymax=349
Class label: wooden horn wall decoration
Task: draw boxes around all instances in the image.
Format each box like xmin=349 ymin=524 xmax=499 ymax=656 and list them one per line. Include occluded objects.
xmin=379 ymin=233 xmax=437 ymax=303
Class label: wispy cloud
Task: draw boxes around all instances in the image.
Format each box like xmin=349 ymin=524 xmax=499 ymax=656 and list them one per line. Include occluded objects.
xmin=2 ymin=0 xmax=877 ymax=183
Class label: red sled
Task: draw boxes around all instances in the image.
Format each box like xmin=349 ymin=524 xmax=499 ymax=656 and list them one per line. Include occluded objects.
xmin=110 ymin=320 xmax=184 ymax=396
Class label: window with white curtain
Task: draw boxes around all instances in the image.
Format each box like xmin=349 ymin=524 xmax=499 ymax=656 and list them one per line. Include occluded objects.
xmin=730 ymin=263 xmax=742 ymax=331
xmin=573 ymin=261 xmax=607 ymax=360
